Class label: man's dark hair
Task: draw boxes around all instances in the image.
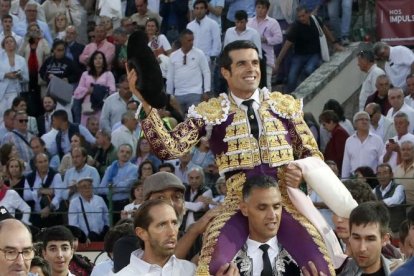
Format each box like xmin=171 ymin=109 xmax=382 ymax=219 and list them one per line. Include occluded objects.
xmin=342 ymin=179 xmax=377 ymax=204
xmin=323 ymin=99 xmax=346 ymax=121
xmin=42 ymin=225 xmax=74 ymax=249
xmin=3 ymin=108 xmax=15 ymax=118
xmin=158 ymin=163 xmax=175 ymax=173
xmin=376 ymin=163 xmax=393 ymax=175
xmin=357 ymin=50 xmax=375 ymax=63
xmin=11 ymin=96 xmax=27 ymax=109
xmin=219 ymin=40 xmax=259 ymax=72
xmin=235 ymin=10 xmax=248 ymax=21
xmin=30 ymin=136 xmax=46 ymax=147
xmin=52 ymin=39 xmax=65 ymax=51
xmin=349 ymin=201 xmax=390 ymax=236
xmin=104 ymin=223 xmax=134 ymax=254
xmin=52 ymin=109 xmax=69 ymax=122
xmin=2 ymin=14 xmax=13 ymax=22
xmin=319 ymin=110 xmax=339 ymax=124
xmin=133 ymin=199 xmax=177 ymax=229
xmin=179 ymin=29 xmax=193 ymax=40
xmin=255 ymin=0 xmax=270 ymax=9
xmin=242 ymin=175 xmax=278 ymax=200
xmin=42 ymin=95 xmax=57 ymax=105
xmin=193 ymin=0 xmax=208 ymax=9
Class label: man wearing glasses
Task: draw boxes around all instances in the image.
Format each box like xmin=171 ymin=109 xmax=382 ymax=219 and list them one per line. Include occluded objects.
xmin=1 ymin=111 xmax=34 ymax=163
xmin=0 ymin=218 xmax=35 ymax=276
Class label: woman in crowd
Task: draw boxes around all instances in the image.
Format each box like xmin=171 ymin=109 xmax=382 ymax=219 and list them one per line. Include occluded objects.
xmin=354 ymin=166 xmax=379 ymax=189
xmin=0 ymin=143 xmax=21 ymax=173
xmin=41 ymin=0 xmax=83 ymax=35
xmin=121 ymin=180 xmax=144 ymax=219
xmin=52 ymin=12 xmax=68 ymax=40
xmin=0 ymin=36 xmax=29 ymax=123
xmin=133 ymin=137 xmax=161 ymax=169
xmin=0 ymin=170 xmax=31 ymax=224
xmin=73 ymin=50 xmax=115 ymax=126
xmin=145 ymin=18 xmax=172 ymax=57
xmin=100 ymin=16 xmax=114 ymax=43
xmin=191 ymin=136 xmax=215 ymax=171
xmin=320 ymin=99 xmax=354 ymax=152
xmin=11 ymin=96 xmax=38 ymax=136
xmin=59 ymin=133 xmax=94 ymax=175
xmin=138 ymin=160 xmax=156 ymax=181
xmin=5 ymin=157 xmax=26 ymax=199
xmin=19 ymin=22 xmax=50 ymax=117
xmin=145 ymin=18 xmax=172 ymax=81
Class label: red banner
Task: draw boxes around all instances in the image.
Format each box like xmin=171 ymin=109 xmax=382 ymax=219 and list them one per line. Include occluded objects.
xmin=376 ymin=0 xmax=414 ymax=45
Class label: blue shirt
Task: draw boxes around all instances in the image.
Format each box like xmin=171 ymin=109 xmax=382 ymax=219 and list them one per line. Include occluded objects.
xmin=68 ymin=195 xmax=109 ymax=236
xmin=99 ymin=161 xmax=138 ymax=201
xmin=63 ymin=164 xmax=101 ymax=200
xmin=391 ymin=257 xmax=414 ymax=275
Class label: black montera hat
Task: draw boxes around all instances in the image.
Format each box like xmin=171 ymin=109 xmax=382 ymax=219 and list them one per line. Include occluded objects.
xmin=127 ymin=30 xmax=167 ymax=109
xmin=0 ymin=206 xmax=13 ymax=222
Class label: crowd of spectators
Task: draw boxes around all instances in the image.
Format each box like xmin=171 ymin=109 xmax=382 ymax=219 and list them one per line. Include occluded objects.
xmin=0 ymin=0 xmax=413 ymax=275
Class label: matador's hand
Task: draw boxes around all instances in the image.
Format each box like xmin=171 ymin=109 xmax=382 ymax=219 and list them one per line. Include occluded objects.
xmin=285 ymin=163 xmax=303 ymax=188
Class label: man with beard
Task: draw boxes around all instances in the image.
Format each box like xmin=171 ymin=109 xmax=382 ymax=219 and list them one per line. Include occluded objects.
xmin=37 ymin=96 xmax=57 ymax=136
xmin=115 ymin=199 xmax=196 ymax=275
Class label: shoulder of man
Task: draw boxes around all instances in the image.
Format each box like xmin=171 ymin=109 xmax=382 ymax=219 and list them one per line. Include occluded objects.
xmin=188 ymin=94 xmax=230 ymax=126
xmin=267 ymin=91 xmax=303 ymax=119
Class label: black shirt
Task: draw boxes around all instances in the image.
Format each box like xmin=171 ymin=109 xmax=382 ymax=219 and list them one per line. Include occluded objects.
xmin=362 ymin=265 xmax=385 ymax=276
xmin=286 ymin=17 xmax=323 ymax=55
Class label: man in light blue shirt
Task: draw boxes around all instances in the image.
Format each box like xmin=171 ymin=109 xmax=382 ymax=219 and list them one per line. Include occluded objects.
xmin=99 ymin=144 xmax=138 ymax=223
xmin=14 ymin=3 xmax=52 ymax=46
xmin=62 ymin=147 xmax=101 ymax=200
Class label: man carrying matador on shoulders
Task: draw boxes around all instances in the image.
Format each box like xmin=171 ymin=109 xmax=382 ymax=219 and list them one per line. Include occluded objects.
xmin=126 ymin=30 xmax=357 ymax=276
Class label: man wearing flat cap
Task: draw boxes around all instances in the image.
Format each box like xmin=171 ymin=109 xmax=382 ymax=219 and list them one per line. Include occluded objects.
xmin=143 ymin=172 xmax=220 ymax=260
xmin=68 ymin=177 xmax=109 ymax=241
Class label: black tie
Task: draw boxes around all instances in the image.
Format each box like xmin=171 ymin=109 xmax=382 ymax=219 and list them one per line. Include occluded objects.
xmin=242 ymin=99 xmax=259 ymax=140
xmin=259 ymin=244 xmax=272 ymax=276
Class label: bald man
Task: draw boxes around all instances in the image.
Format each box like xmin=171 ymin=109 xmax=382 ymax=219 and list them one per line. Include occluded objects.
xmin=0 ymin=219 xmax=34 ymax=276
